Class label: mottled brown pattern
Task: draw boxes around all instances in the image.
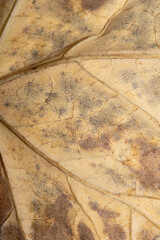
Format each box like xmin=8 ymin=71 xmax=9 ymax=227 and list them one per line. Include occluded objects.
xmin=126 ymin=138 xmax=160 ymax=190
xmin=67 ymin=0 xmax=160 ymax=57
xmin=80 ymin=136 xmax=98 ymax=150
xmin=78 ymin=222 xmax=95 ymax=240
xmin=99 ymin=133 xmax=110 ymax=148
xmin=90 ymin=201 xmax=126 ymax=240
xmin=31 ymin=193 xmax=74 ymax=240
xmin=0 ymin=225 xmax=24 ymax=240
xmin=138 ymin=229 xmax=160 ymax=240
xmin=81 ymin=0 xmax=106 ymax=11
xmin=0 ymin=0 xmax=118 ymax=78
xmin=80 ymin=133 xmax=110 ymax=150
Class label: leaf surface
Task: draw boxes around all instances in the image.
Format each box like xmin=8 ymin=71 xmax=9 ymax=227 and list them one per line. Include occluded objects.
xmin=1 ymin=0 xmax=160 ymax=239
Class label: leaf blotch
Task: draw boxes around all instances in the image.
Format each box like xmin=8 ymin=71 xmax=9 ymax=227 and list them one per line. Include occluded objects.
xmin=128 ymin=138 xmax=160 ymax=190
xmin=80 ymin=136 xmax=98 ymax=150
xmin=138 ymin=229 xmax=160 ymax=240
xmin=79 ymin=133 xmax=110 ymax=150
xmin=31 ymin=193 xmax=74 ymax=240
xmin=81 ymin=0 xmax=106 ymax=11
xmin=0 ymin=225 xmax=25 ymax=240
xmin=78 ymin=222 xmax=95 ymax=240
xmin=90 ymin=201 xmax=126 ymax=240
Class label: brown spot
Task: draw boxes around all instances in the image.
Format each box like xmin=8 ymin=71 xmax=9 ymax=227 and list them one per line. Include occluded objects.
xmin=127 ymin=138 xmax=160 ymax=190
xmin=89 ymin=202 xmax=126 ymax=240
xmin=138 ymin=229 xmax=159 ymax=240
xmin=90 ymin=201 xmax=119 ymax=219
xmin=31 ymin=193 xmax=73 ymax=240
xmin=78 ymin=222 xmax=95 ymax=240
xmin=23 ymin=26 xmax=30 ymax=33
xmin=0 ymin=225 xmax=25 ymax=240
xmin=81 ymin=0 xmax=106 ymax=11
xmin=32 ymin=50 xmax=38 ymax=58
xmin=104 ymin=168 xmax=126 ymax=186
xmin=10 ymin=51 xmax=17 ymax=56
xmin=31 ymin=199 xmax=43 ymax=214
xmin=106 ymin=224 xmax=127 ymax=240
xmin=80 ymin=133 xmax=110 ymax=150
xmin=99 ymin=133 xmax=110 ymax=149
xmin=0 ymin=159 xmax=13 ymax=225
xmin=80 ymin=136 xmax=98 ymax=150
xmin=9 ymin=65 xmax=19 ymax=71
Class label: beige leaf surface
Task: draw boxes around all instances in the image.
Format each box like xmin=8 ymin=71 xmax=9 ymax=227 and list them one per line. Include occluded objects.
xmin=1 ymin=59 xmax=160 ymax=238
xmin=0 ymin=122 xmax=130 ymax=240
xmin=1 ymin=0 xmax=160 ymax=239
xmin=0 ymin=0 xmax=126 ymax=78
xmin=66 ymin=0 xmax=160 ymax=58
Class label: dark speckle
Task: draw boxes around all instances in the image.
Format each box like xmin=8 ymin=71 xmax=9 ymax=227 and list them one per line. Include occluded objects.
xmin=32 ymin=50 xmax=38 ymax=58
xmin=89 ymin=201 xmax=119 ymax=219
xmin=138 ymin=229 xmax=159 ymax=240
xmin=107 ymin=224 xmax=127 ymax=240
xmin=81 ymin=0 xmax=106 ymax=11
xmin=4 ymin=102 xmax=10 ymax=107
xmin=10 ymin=51 xmax=17 ymax=56
xmin=89 ymin=111 xmax=113 ymax=129
xmin=127 ymin=138 xmax=160 ymax=190
xmin=78 ymin=222 xmax=95 ymax=240
xmin=36 ymin=27 xmax=44 ymax=36
xmin=79 ymin=133 xmax=110 ymax=150
xmin=61 ymin=72 xmax=65 ymax=77
xmin=59 ymin=107 xmax=66 ymax=116
xmin=104 ymin=168 xmax=126 ymax=186
xmin=10 ymin=65 xmax=19 ymax=71
xmin=23 ymin=26 xmax=30 ymax=33
xmin=99 ymin=133 xmax=110 ymax=149
xmin=31 ymin=199 xmax=42 ymax=214
xmin=80 ymin=136 xmax=98 ymax=150
xmin=121 ymin=70 xmax=136 ymax=83
xmin=35 ymin=164 xmax=40 ymax=170
xmin=132 ymin=82 xmax=138 ymax=89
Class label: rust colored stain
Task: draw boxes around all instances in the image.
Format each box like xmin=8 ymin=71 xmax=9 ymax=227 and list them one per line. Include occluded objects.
xmin=81 ymin=0 xmax=106 ymax=11
xmin=90 ymin=201 xmax=126 ymax=240
xmin=78 ymin=222 xmax=95 ymax=240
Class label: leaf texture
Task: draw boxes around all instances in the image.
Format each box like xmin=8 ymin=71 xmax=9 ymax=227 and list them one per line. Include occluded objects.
xmin=1 ymin=0 xmax=160 ymax=239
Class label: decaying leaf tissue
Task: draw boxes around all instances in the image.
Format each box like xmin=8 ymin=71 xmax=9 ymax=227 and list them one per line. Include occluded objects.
xmin=1 ymin=0 xmax=160 ymax=239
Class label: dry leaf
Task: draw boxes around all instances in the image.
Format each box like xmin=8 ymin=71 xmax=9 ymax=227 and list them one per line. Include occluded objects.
xmin=1 ymin=0 xmax=160 ymax=239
